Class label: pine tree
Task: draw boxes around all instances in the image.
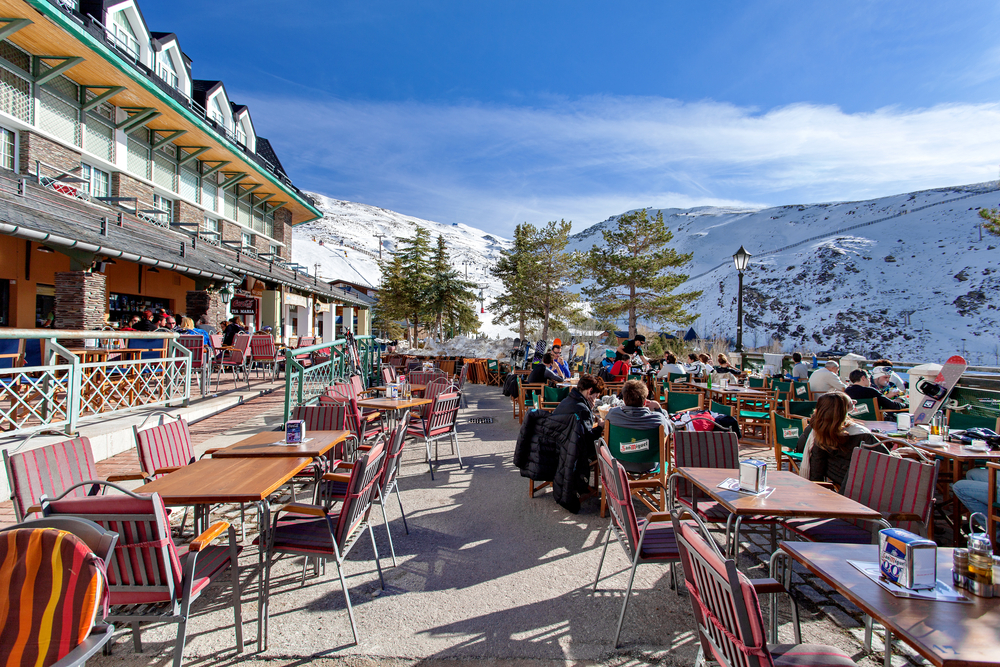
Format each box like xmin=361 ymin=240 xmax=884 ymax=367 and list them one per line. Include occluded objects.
xmin=580 ymin=208 xmax=702 ymax=337
xmin=373 ymin=253 xmax=407 ymax=340
xmin=427 ymin=235 xmax=480 ymax=340
xmin=396 ymin=227 xmax=433 ymax=343
xmin=490 ymin=223 xmax=542 ymax=340
xmin=978 ymin=208 xmax=1000 ymax=237
xmin=534 ymin=219 xmax=578 ymax=342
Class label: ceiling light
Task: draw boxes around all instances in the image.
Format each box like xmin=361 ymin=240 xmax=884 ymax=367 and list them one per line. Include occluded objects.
xmin=36 ymin=245 xmax=54 ymax=254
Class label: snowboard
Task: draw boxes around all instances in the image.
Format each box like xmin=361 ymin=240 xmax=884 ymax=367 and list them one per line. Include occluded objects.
xmin=912 ymin=354 xmax=967 ymax=426
xmin=532 ymin=339 xmax=545 ymax=364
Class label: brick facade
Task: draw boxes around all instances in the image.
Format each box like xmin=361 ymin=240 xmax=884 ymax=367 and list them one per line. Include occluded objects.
xmin=19 ymin=131 xmax=82 ymax=177
xmin=273 ymin=207 xmax=292 ymax=259
xmin=112 ymin=172 xmax=154 ymax=206
xmin=175 ymin=200 xmax=202 ymax=226
xmin=185 ymin=291 xmax=226 ymax=329
xmin=54 ymin=271 xmax=107 ymax=330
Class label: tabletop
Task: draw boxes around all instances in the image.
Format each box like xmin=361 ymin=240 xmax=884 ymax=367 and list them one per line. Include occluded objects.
xmin=690 ymin=383 xmax=768 ymax=396
xmin=779 ymin=542 xmax=1000 ymax=667
xmin=862 ymin=420 xmax=905 ymax=434
xmin=357 ymin=397 xmax=432 ymax=411
xmin=675 ymin=467 xmax=883 ymax=520
xmin=370 ymin=384 xmax=427 ymax=393
xmin=211 ymin=430 xmax=349 ymax=459
xmin=909 ymin=439 xmax=1000 ymax=462
xmin=138 ymin=456 xmax=310 ymax=504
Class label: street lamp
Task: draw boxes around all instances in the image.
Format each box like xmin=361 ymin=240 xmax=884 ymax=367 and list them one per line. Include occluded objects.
xmin=732 ymin=245 xmax=752 ymax=360
xmin=219 ymin=284 xmax=233 ymax=305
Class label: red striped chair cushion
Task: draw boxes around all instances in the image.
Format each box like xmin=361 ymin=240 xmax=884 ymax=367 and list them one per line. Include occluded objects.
xmin=783 ymin=518 xmax=872 ymax=545
xmin=770 ymin=644 xmax=857 ymax=666
xmin=635 ymin=518 xmax=680 ymax=560
xmin=136 ymin=419 xmax=194 ymax=476
xmin=7 ymin=437 xmax=99 ymax=519
xmin=0 ymin=528 xmax=105 ymax=667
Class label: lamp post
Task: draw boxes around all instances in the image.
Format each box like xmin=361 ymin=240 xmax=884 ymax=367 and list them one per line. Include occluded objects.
xmin=732 ymin=246 xmax=752 ymax=364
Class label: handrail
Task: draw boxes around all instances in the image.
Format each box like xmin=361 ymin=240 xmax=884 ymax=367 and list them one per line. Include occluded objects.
xmin=0 ymin=329 xmax=179 ymax=339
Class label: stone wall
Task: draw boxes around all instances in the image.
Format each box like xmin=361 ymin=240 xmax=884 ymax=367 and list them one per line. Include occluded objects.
xmin=19 ymin=131 xmax=82 ymax=177
xmin=112 ymin=172 xmax=154 ymax=207
xmin=175 ymin=200 xmax=202 ymax=226
xmin=186 ymin=291 xmax=226 ymax=330
xmin=274 ymin=208 xmax=292 ymax=259
xmin=54 ymin=271 xmax=107 ymax=330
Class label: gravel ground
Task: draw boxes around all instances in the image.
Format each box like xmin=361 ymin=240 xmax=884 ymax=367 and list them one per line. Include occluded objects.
xmin=85 ymin=383 xmax=924 ymax=667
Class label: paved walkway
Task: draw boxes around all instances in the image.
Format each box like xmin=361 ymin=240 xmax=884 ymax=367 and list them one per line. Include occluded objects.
xmin=3 ymin=383 xmax=930 ymax=666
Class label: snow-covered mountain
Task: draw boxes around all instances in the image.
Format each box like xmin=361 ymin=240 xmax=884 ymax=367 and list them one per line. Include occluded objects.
xmin=568 ymin=182 xmax=1000 ymax=364
xmin=291 ymin=194 xmax=515 ymax=337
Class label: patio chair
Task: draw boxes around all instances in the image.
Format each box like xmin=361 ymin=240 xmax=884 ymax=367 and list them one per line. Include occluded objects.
xmin=784 ymin=447 xmax=937 ymax=543
xmin=671 ymin=508 xmax=856 ymax=667
xmin=785 ymin=399 xmax=817 ymax=419
xmin=602 ymin=421 xmax=668 ymax=515
xmin=672 ymin=431 xmax=778 ymax=555
xmin=789 ymin=380 xmax=810 ymax=401
xmin=291 ymin=403 xmax=353 ymax=461
xmin=771 ymin=380 xmax=793 ymax=403
xmin=666 ymin=391 xmax=703 ymax=415
xmin=771 ymin=413 xmax=807 ymax=472
xmin=177 ymin=334 xmax=210 ymax=396
xmin=381 ymin=365 xmax=396 ymax=385
xmin=261 ymin=441 xmax=386 ymax=648
xmin=485 ymin=359 xmax=501 ymax=386
xmin=517 ymin=381 xmax=544 ymax=423
xmin=409 ymin=369 xmax=448 ymax=386
xmin=407 ymin=391 xmax=461 ymax=480
xmin=946 ymin=409 xmax=1000 ymax=432
xmin=0 ymin=520 xmax=115 ymax=667
xmin=747 ymin=376 xmax=767 ymax=390
xmin=848 ymin=397 xmax=879 ymax=421
xmin=736 ymin=394 xmax=779 ymax=442
xmin=214 ymin=332 xmax=251 ymax=391
xmin=456 ymin=362 xmax=470 ymax=408
xmin=40 ymin=482 xmax=244 ymax=667
xmin=0 ymin=337 xmax=24 ymax=428
xmin=3 ymin=435 xmax=145 ymax=522
xmin=669 ymin=377 xmax=699 ymax=393
xmin=249 ymin=333 xmax=282 ymax=380
xmin=592 ymin=444 xmax=679 ymax=648
xmin=540 ymin=385 xmax=570 ymax=412
xmin=709 ymin=400 xmax=732 ymax=417
xmin=209 ymin=334 xmax=224 ymax=350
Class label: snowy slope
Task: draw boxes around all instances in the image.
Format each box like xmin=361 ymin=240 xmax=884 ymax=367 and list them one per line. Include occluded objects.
xmin=291 ymin=194 xmax=515 ymax=338
xmin=568 ymin=182 xmax=1000 ymax=363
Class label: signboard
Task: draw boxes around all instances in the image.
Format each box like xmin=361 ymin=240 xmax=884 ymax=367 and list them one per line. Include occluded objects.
xmin=231 ymin=295 xmax=258 ymax=316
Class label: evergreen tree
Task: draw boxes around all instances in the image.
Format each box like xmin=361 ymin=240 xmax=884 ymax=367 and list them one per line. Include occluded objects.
xmin=427 ymin=235 xmax=480 ymax=340
xmin=978 ymin=208 xmax=1000 ymax=237
xmin=490 ymin=223 xmax=542 ymax=340
xmin=396 ymin=227 xmax=433 ymax=343
xmin=534 ymin=219 xmax=578 ymax=341
xmin=580 ymin=208 xmax=701 ymax=337
xmin=373 ymin=252 xmax=407 ymax=340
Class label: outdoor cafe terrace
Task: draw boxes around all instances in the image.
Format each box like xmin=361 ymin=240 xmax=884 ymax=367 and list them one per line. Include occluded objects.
xmin=1 ymin=350 xmax=1000 ymax=667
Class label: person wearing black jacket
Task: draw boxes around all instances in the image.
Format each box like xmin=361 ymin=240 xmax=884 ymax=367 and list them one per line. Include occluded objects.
xmin=553 ymin=374 xmax=606 ymax=458
xmin=843 ymin=369 xmax=907 ymax=411
xmin=526 ymin=353 xmax=563 ymax=384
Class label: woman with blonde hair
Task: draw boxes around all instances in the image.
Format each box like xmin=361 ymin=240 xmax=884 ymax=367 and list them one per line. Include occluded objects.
xmin=715 ymin=353 xmax=740 ymax=377
xmin=795 ymin=391 xmax=886 ymax=487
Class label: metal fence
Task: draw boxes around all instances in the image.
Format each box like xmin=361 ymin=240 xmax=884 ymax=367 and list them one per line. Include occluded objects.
xmin=283 ymin=336 xmax=381 ymax=421
xmin=0 ymin=329 xmax=191 ymax=436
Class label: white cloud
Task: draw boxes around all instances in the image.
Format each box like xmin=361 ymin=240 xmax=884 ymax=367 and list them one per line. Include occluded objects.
xmin=243 ymin=92 xmax=1000 ymax=233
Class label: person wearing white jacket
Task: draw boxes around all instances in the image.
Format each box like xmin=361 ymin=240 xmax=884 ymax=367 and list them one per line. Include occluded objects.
xmin=808 ymin=360 xmax=847 ymax=395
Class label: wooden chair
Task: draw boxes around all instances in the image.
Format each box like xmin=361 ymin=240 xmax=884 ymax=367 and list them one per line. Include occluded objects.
xmin=485 ymin=359 xmax=502 ymax=386
xmin=671 ymin=508 xmax=855 ymax=667
xmin=540 ymin=385 xmax=570 ymax=412
xmin=747 ymin=376 xmax=767 ymax=390
xmin=666 ymin=391 xmax=703 ymax=415
xmin=593 ymin=444 xmax=678 ymax=648
xmin=785 ymin=399 xmax=817 ymax=419
xmin=0 ymin=519 xmax=116 ymax=667
xmin=669 ymin=378 xmax=700 ymax=394
xmin=262 ymin=442 xmax=386 ymax=648
xmin=517 ymin=381 xmax=544 ymax=423
xmin=290 ymin=403 xmax=354 ymax=465
xmin=789 ymin=380 xmax=810 ymax=401
xmin=848 ymin=397 xmax=879 ymax=421
xmin=772 ymin=412 xmax=807 ymax=472
xmin=41 ymin=482 xmax=243 ymax=667
xmin=736 ymin=394 xmax=778 ymax=442
xmin=709 ymin=400 xmax=732 ymax=417
xmin=602 ymin=421 xmax=668 ymax=515
xmin=3 ymin=435 xmax=144 ymax=522
xmin=603 ymin=381 xmax=626 ymax=397
xmin=784 ymin=447 xmax=938 ymax=543
xmin=0 ymin=338 xmax=24 ymax=429
xmin=946 ymin=409 xmax=1000 ymax=432
xmin=406 ymin=391 xmax=461 ymax=480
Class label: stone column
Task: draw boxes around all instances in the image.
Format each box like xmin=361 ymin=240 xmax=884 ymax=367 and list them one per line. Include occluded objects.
xmin=54 ymin=271 xmax=107 ymax=330
xmin=186 ymin=291 xmax=226 ymax=329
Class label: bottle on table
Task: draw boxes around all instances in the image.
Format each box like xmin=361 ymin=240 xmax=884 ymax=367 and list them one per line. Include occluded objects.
xmin=967 ymin=512 xmax=994 ymax=597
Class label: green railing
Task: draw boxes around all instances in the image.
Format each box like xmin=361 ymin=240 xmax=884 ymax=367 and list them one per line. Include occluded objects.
xmin=282 ymin=335 xmax=381 ymax=422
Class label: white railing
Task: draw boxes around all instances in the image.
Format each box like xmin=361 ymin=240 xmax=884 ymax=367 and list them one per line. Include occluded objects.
xmin=0 ymin=330 xmax=191 ymax=436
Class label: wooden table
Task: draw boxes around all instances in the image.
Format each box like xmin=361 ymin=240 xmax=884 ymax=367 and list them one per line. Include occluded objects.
xmin=211 ymin=430 xmax=349 ymax=459
xmin=862 ymin=420 xmax=906 ymax=434
xmin=775 ymin=542 xmax=1000 ymax=667
xmin=675 ymin=467 xmax=884 ymax=556
xmin=357 ymin=397 xmax=432 ymax=430
xmin=370 ymin=384 xmax=426 ymax=395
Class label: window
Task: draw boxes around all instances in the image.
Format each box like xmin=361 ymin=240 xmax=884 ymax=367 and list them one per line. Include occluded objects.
xmin=201 ymin=176 xmax=217 ymax=212
xmin=0 ymin=127 xmax=14 ymax=171
xmin=210 ymin=98 xmax=226 ymax=127
xmin=157 ymin=52 xmax=178 ymax=89
xmin=80 ymin=163 xmax=109 ymax=198
xmin=235 ymin=124 xmax=246 ymax=146
xmin=203 ymin=216 xmax=219 ymax=233
xmin=241 ymin=231 xmax=252 ymax=248
xmin=153 ymin=194 xmax=173 ymax=224
xmin=109 ymin=11 xmax=140 ymax=61
xmin=269 ymin=244 xmax=278 ymax=257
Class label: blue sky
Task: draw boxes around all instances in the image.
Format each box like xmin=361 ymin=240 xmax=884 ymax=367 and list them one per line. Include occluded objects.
xmin=142 ymin=1 xmax=1000 ymax=235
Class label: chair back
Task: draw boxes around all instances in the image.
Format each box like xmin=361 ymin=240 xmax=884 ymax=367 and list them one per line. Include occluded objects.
xmin=292 ymin=404 xmax=350 ymax=431
xmin=457 ymin=362 xmax=469 ymax=389
xmin=486 ymin=359 xmax=499 ymax=372
xmin=410 ymin=369 xmax=447 ymax=386
xmin=785 ymin=400 xmax=817 ymax=419
xmin=0 ymin=524 xmax=110 ymax=667
xmin=133 ymin=417 xmax=195 ymax=479
xmin=326 ymin=380 xmax=356 ymax=401
xmin=747 ymin=377 xmax=766 ymax=389
xmin=673 ymin=431 xmax=739 ymax=501
xmin=842 ymin=448 xmax=939 ymax=537
xmin=425 ymin=392 xmax=460 ymax=435
xmin=667 ymin=392 xmax=703 ymax=415
xmin=3 ymin=436 xmax=100 ymax=521
xmin=41 ymin=483 xmax=183 ymax=606
xmin=126 ymin=336 xmax=167 ymax=360
xmin=249 ymin=333 xmax=277 ymax=360
xmin=177 ymin=334 xmax=206 ymax=369
xmin=667 ymin=372 xmax=689 ymax=383
xmin=596 ymin=444 xmax=640 ymax=557
xmin=23 ymin=338 xmax=43 ymax=368
xmin=771 ymin=413 xmax=806 ymax=471
xmin=349 ymin=375 xmax=366 ymax=397
xmin=209 ymin=334 xmax=224 ymax=350
xmin=710 ymin=400 xmax=732 ymax=417
xmin=315 ymin=396 xmax=367 ymax=442
xmin=519 ymin=381 xmax=544 ymax=407
xmin=789 ymin=381 xmax=810 ymax=401
xmin=671 ymin=510 xmax=772 ymax=667
xmin=0 ymin=338 xmax=24 ymax=371
xmin=334 ymin=441 xmax=386 ymax=548
xmin=295 ymin=336 xmax=315 ymax=349
xmin=604 ymin=422 xmax=664 ymax=468
xmin=381 ymin=366 xmax=396 ymax=385
xmin=946 ymin=410 xmax=1000 ymax=432
xmin=848 ymin=397 xmax=878 ymax=421
xmin=541 ymin=385 xmax=570 ymax=411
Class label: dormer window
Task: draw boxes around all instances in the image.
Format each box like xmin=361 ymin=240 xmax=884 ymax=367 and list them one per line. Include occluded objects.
xmin=110 ymin=11 xmax=140 ymax=61
xmin=158 ymin=52 xmax=178 ymax=89
xmin=235 ymin=125 xmax=246 ymax=146
xmin=210 ymin=98 xmax=227 ymax=127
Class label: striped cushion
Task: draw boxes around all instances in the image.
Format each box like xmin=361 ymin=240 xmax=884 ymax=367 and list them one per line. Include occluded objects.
xmin=783 ymin=518 xmax=872 ymax=544
xmin=7 ymin=437 xmax=99 ymax=520
xmin=636 ymin=519 xmax=679 ymax=560
xmin=271 ymin=516 xmax=337 ymax=555
xmin=770 ymin=643 xmax=857 ymax=666
xmin=136 ymin=419 xmax=194 ymax=476
xmin=0 ymin=528 xmax=105 ymax=667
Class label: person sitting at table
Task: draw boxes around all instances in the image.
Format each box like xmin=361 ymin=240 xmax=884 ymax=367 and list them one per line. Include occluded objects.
xmin=606 ymin=380 xmax=672 ymax=473
xmin=790 ymin=352 xmax=810 ymax=381
xmin=134 ymin=309 xmax=156 ymax=332
xmin=197 ymin=315 xmax=218 ymax=336
xmin=844 ymin=369 xmax=907 ymax=412
xmin=953 ymin=468 xmax=1000 ymax=526
xmin=553 ymin=374 xmax=606 ymax=459
xmin=550 ymin=343 xmax=571 ymax=379
xmin=796 ymin=391 xmax=887 ymax=487
xmin=870 ymin=365 xmax=904 ymax=400
xmin=714 ymin=354 xmax=741 ymax=377
xmin=222 ymin=316 xmax=246 ymax=346
xmin=686 ymin=353 xmax=710 ymax=379
xmin=808 ymin=360 xmax=846 ymax=395
xmin=526 ymin=353 xmax=563 ymax=384
xmin=871 ymin=359 xmax=906 ymax=393
xmin=656 ymin=353 xmax=688 ymax=378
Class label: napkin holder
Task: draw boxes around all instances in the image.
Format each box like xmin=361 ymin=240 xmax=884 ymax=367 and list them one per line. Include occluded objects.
xmin=879 ymin=527 xmax=936 ymax=590
xmin=738 ymin=459 xmax=767 ymax=493
xmin=285 ymin=419 xmax=306 ymax=444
